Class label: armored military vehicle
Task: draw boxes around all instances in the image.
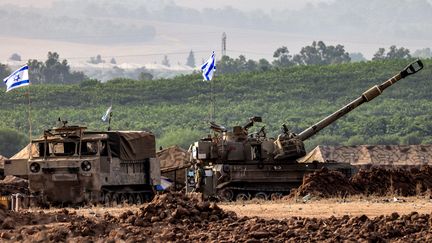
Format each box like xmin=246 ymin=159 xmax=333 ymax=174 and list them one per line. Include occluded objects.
xmin=5 ymin=121 xmax=161 ymax=205
xmin=186 ymin=59 xmax=424 ymax=201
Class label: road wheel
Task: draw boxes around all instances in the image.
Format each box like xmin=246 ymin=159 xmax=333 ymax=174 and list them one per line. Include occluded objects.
xmin=111 ymin=193 xmax=120 ymax=207
xmin=127 ymin=194 xmax=135 ymax=205
xmin=103 ymin=193 xmax=112 ymax=207
xmin=236 ymin=192 xmax=251 ymax=201
xmin=135 ymin=194 xmax=144 ymax=205
xmin=120 ymin=193 xmax=128 ymax=204
xmin=218 ymin=189 xmax=234 ymax=202
xmin=255 ymin=192 xmax=268 ymax=200
xmin=270 ymin=192 xmax=283 ymax=200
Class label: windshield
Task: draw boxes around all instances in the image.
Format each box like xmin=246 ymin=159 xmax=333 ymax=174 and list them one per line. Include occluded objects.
xmin=35 ymin=140 xmax=100 ymax=157
xmin=81 ymin=141 xmax=98 ymax=156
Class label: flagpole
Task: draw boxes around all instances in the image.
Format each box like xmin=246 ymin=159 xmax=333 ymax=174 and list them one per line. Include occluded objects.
xmin=210 ymin=79 xmax=214 ymax=122
xmin=26 ymin=86 xmax=33 ymax=158
xmin=212 ymin=76 xmax=216 ymax=123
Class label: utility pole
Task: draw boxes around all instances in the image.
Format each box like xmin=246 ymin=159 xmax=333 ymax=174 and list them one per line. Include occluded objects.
xmin=221 ymin=32 xmax=227 ymax=57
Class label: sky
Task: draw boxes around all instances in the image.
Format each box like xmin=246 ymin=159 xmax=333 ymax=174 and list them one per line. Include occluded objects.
xmin=0 ymin=0 xmax=431 ymax=67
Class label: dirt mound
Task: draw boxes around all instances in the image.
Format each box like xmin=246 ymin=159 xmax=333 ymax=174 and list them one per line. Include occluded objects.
xmin=1 ymin=192 xmax=432 ymax=241
xmin=291 ymin=166 xmax=432 ymax=198
xmin=120 ymin=191 xmax=237 ymax=224
xmin=0 ymin=176 xmax=29 ymax=195
xmin=351 ymin=165 xmax=432 ymax=197
xmin=351 ymin=168 xmax=414 ymax=196
xmin=290 ymin=168 xmax=359 ymax=198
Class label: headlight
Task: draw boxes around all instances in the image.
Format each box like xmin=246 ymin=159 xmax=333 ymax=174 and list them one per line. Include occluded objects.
xmin=81 ymin=160 xmax=92 ymax=171
xmin=30 ymin=162 xmax=40 ymax=173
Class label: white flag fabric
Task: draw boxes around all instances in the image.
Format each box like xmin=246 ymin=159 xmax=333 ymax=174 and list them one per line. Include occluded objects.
xmin=200 ymin=51 xmax=216 ymax=81
xmin=101 ymin=106 xmax=112 ymax=122
xmin=3 ymin=65 xmax=30 ymax=92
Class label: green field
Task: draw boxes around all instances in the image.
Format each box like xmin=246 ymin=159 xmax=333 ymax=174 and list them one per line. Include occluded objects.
xmin=1 ymin=59 xmax=431 ymax=157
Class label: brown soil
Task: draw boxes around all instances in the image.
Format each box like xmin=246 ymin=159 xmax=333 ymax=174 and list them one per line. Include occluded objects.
xmin=290 ymin=165 xmax=432 ymax=198
xmin=221 ymin=197 xmax=432 ymax=219
xmin=0 ymin=176 xmax=29 ymax=196
xmin=1 ymin=192 xmax=432 ymax=242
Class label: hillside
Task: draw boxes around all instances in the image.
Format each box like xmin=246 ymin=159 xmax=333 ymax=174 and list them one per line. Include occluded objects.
xmin=0 ymin=59 xmax=431 ymax=156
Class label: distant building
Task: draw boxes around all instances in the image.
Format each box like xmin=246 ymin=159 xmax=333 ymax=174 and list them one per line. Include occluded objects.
xmin=299 ymin=145 xmax=432 ymax=166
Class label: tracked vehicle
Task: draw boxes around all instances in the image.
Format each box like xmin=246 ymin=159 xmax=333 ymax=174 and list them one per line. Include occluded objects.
xmin=186 ymin=59 xmax=424 ymax=201
xmin=5 ymin=121 xmax=161 ymax=205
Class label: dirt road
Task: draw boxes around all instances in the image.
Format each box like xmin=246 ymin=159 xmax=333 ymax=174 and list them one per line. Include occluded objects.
xmin=220 ymin=197 xmax=432 ymax=219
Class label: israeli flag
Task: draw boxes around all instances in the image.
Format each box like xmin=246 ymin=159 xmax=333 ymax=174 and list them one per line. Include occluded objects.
xmin=101 ymin=106 xmax=112 ymax=122
xmin=3 ymin=65 xmax=30 ymax=92
xmin=200 ymin=51 xmax=216 ymax=81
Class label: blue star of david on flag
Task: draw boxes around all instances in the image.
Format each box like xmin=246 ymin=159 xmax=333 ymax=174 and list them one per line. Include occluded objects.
xmin=3 ymin=65 xmax=30 ymax=92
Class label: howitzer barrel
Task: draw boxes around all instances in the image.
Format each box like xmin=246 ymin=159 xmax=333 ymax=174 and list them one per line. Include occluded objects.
xmin=296 ymin=59 xmax=424 ymax=141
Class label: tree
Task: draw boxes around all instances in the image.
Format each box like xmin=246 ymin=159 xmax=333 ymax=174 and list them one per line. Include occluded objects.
xmin=27 ymin=59 xmax=44 ymax=83
xmin=186 ymin=50 xmax=196 ymax=68
xmin=217 ymin=55 xmax=237 ymax=74
xmin=9 ymin=53 xmax=21 ymax=61
xmin=216 ymin=55 xmax=260 ymax=74
xmin=110 ymin=57 xmax=117 ymax=64
xmin=386 ymin=45 xmax=411 ymax=59
xmin=272 ymin=46 xmax=293 ymax=67
xmin=28 ymin=52 xmax=87 ymax=84
xmin=372 ymin=48 xmax=386 ymax=61
xmin=0 ymin=63 xmax=11 ymax=80
xmin=88 ymin=54 xmax=105 ymax=64
xmin=372 ymin=46 xmax=411 ymax=60
xmin=257 ymin=58 xmax=271 ymax=71
xmin=161 ymin=55 xmax=170 ymax=67
xmin=412 ymin=48 xmax=432 ymax=59
xmin=235 ymin=55 xmax=248 ymax=71
xmin=293 ymin=41 xmax=350 ymax=65
xmin=245 ymin=59 xmax=258 ymax=71
xmin=44 ymin=52 xmax=71 ymax=83
xmin=139 ymin=72 xmax=153 ymax=81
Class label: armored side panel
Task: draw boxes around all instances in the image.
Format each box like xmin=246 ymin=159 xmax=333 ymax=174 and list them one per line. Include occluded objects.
xmin=150 ymin=158 xmax=161 ymax=186
xmin=192 ymin=141 xmax=213 ymax=160
xmin=99 ymin=131 xmax=159 ymax=202
xmin=225 ymin=141 xmax=247 ymax=161
xmin=4 ymin=159 xmax=28 ymax=177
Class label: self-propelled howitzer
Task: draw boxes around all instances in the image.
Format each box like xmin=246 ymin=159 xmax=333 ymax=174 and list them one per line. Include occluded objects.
xmin=273 ymin=59 xmax=424 ymax=160
xmin=186 ymin=60 xmax=424 ymax=201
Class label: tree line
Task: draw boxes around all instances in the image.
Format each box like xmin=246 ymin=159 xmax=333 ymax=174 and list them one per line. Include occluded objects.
xmin=0 ymin=40 xmax=427 ymax=85
xmin=216 ymin=41 xmax=422 ymax=74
